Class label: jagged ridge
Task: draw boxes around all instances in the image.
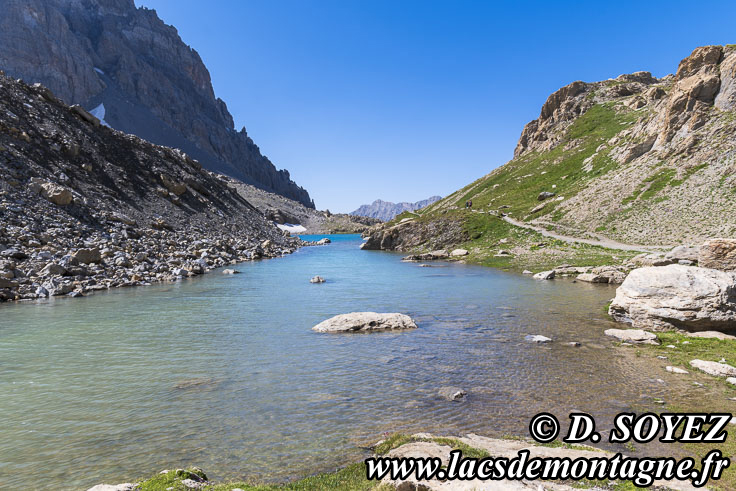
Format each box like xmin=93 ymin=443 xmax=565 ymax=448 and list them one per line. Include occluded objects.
xmin=0 ymin=0 xmax=314 ymax=207
xmin=350 ymin=196 xmax=442 ymax=221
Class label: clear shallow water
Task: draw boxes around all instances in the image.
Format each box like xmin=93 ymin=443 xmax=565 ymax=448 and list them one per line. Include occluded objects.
xmin=0 ymin=234 xmax=702 ymax=489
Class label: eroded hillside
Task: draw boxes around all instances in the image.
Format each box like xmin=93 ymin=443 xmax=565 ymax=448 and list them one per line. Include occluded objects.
xmin=363 ymin=45 xmax=736 ymax=268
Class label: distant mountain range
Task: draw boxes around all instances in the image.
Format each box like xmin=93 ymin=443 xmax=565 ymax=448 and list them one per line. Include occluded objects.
xmin=350 ymin=196 xmax=442 ymax=221
xmin=0 ymin=0 xmax=314 ymax=207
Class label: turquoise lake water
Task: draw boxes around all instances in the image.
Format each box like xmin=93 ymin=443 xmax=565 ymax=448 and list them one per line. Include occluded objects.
xmin=0 ymin=234 xmax=698 ymax=489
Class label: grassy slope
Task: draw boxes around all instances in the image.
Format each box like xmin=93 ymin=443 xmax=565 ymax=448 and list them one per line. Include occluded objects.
xmin=390 ymin=103 xmax=643 ymax=271
xmin=629 ymin=333 xmax=736 ymax=491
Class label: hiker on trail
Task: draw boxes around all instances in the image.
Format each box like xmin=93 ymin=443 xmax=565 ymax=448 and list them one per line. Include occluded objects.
xmin=465 ymin=200 xmax=473 ymax=209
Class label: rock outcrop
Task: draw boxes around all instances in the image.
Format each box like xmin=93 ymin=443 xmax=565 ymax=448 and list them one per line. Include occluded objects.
xmin=360 ymin=217 xmax=468 ymax=252
xmin=609 ymin=265 xmax=736 ymax=331
xmin=311 ymin=312 xmax=417 ymax=332
xmin=0 ymin=72 xmax=300 ymax=302
xmin=350 ymin=196 xmax=442 ymax=221
xmin=0 ymin=0 xmax=314 ymax=207
xmin=699 ymin=238 xmax=736 ymax=271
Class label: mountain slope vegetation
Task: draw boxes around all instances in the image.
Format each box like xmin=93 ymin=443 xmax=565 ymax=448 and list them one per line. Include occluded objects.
xmin=363 ymin=45 xmax=736 ymax=269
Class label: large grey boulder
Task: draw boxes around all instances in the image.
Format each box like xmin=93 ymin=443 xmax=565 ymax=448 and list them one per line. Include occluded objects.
xmin=604 ymin=328 xmax=658 ymax=344
xmin=609 ymin=265 xmax=736 ymax=331
xmin=699 ymin=238 xmax=736 ymax=271
xmin=665 ymin=245 xmax=700 ymax=263
xmin=72 ymin=247 xmax=101 ymax=264
xmin=690 ymin=359 xmax=736 ymax=377
xmin=533 ymin=270 xmax=555 ymax=280
xmin=312 ymin=312 xmax=417 ymax=333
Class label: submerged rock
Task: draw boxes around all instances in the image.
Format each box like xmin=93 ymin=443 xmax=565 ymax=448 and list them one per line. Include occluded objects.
xmin=525 ymin=334 xmax=552 ymax=343
xmin=438 ymin=386 xmax=467 ymax=401
xmin=402 ymin=250 xmax=449 ymax=261
xmin=609 ymin=265 xmax=736 ymax=331
xmin=311 ymin=312 xmax=417 ymax=333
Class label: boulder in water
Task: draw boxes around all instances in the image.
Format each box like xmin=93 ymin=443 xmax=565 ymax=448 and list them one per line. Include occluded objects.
xmin=533 ymin=270 xmax=555 ymax=280
xmin=312 ymin=312 xmax=417 ymax=332
xmin=525 ymin=334 xmax=552 ymax=343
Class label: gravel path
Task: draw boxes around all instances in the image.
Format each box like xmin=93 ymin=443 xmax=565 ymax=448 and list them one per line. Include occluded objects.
xmin=501 ymin=215 xmax=669 ymax=252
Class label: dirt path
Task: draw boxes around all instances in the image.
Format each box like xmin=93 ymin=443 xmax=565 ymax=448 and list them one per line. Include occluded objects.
xmin=501 ymin=215 xmax=669 ymax=252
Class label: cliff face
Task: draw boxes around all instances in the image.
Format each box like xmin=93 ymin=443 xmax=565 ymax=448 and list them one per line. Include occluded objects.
xmin=350 ymin=196 xmax=442 ymax=221
xmin=0 ymin=0 xmax=314 ymax=208
xmin=364 ymin=45 xmax=736 ymax=257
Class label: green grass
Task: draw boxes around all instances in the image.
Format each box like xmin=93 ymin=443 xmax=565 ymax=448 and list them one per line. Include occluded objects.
xmin=447 ymin=103 xmax=636 ymax=217
xmin=136 ymin=464 xmax=391 ymax=491
xmin=622 ymin=162 xmax=708 ymax=205
xmin=379 ymin=102 xmax=642 ymax=271
xmin=639 ymin=332 xmax=736 ymax=375
xmin=630 ymin=332 xmax=736 ymax=490
xmin=455 ymin=210 xmax=638 ymax=271
xmin=133 ymin=434 xmax=487 ymax=491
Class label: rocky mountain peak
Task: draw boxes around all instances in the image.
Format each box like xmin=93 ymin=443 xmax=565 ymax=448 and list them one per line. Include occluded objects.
xmin=676 ymin=45 xmax=723 ymax=79
xmin=0 ymin=0 xmax=315 ymax=207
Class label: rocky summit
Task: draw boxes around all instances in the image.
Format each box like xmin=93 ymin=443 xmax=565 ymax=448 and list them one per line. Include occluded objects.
xmin=0 ymin=72 xmax=302 ymax=302
xmin=362 ymin=45 xmax=736 ymax=262
xmin=0 ymin=0 xmax=314 ymax=207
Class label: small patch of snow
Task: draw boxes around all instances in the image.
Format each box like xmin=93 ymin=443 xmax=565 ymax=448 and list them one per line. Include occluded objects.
xmin=89 ymin=103 xmax=111 ymax=128
xmin=94 ymin=67 xmax=105 ymax=75
xmin=276 ymin=223 xmax=306 ymax=234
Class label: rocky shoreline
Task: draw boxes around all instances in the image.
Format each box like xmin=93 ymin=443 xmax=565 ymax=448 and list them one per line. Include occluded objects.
xmin=0 ymin=72 xmax=316 ymax=303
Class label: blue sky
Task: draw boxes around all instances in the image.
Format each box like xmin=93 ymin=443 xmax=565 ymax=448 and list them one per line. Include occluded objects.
xmin=136 ymin=0 xmax=736 ymax=212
